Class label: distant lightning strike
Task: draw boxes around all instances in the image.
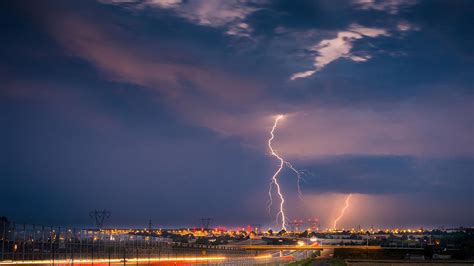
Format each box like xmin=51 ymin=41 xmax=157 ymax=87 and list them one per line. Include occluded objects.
xmin=333 ymin=194 xmax=352 ymax=230
xmin=267 ymin=114 xmax=305 ymax=231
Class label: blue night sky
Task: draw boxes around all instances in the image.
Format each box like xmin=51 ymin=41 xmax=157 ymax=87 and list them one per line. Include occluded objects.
xmin=1 ymin=0 xmax=473 ymax=229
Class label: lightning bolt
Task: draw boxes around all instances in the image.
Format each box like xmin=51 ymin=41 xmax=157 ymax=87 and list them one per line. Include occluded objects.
xmin=266 ymin=114 xmax=306 ymax=231
xmin=333 ymin=194 xmax=352 ymax=230
xmin=285 ymin=161 xmax=304 ymax=199
xmin=267 ymin=115 xmax=287 ymax=231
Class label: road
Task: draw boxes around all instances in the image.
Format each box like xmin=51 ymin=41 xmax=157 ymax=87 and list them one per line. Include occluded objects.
xmin=241 ymin=245 xmax=380 ymax=250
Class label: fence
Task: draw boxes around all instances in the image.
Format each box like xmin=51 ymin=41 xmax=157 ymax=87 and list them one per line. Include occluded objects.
xmin=0 ymin=221 xmax=270 ymax=265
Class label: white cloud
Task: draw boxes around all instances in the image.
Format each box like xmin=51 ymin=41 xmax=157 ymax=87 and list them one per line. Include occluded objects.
xmin=100 ymin=0 xmax=258 ymax=37
xmin=99 ymin=0 xmax=139 ymax=3
xmin=290 ymin=70 xmax=316 ymax=80
xmin=226 ymin=22 xmax=252 ymax=37
xmin=179 ymin=1 xmax=256 ymax=27
xmin=290 ymin=24 xmax=389 ymax=80
xmin=146 ymin=0 xmax=182 ymax=9
xmin=353 ymin=0 xmax=418 ymax=14
xmin=397 ymin=21 xmax=420 ymax=31
xmin=100 ymin=0 xmax=182 ymax=8
xmin=349 ymin=55 xmax=371 ymax=62
xmin=350 ymin=25 xmax=387 ymax=37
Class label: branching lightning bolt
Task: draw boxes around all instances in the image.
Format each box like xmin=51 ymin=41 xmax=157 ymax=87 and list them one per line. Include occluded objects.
xmin=266 ymin=114 xmax=306 ymax=231
xmin=285 ymin=161 xmax=304 ymax=199
xmin=267 ymin=115 xmax=287 ymax=231
xmin=333 ymin=194 xmax=352 ymax=230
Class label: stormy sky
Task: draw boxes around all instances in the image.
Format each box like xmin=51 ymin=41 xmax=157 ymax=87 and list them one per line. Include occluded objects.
xmin=1 ymin=0 xmax=473 ymax=229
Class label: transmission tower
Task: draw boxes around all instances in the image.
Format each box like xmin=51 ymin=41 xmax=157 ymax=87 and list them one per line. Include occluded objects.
xmin=201 ymin=218 xmax=212 ymax=230
xmin=289 ymin=219 xmax=304 ymax=233
xmin=89 ymin=209 xmax=111 ymax=230
xmin=148 ymin=219 xmax=153 ymax=232
xmin=307 ymin=218 xmax=319 ymax=231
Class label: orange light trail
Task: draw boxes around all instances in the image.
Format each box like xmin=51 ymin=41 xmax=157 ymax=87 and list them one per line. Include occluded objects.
xmin=0 ymin=255 xmax=277 ymax=265
xmin=0 ymin=256 xmax=226 ymax=265
xmin=267 ymin=115 xmax=287 ymax=230
xmin=333 ymin=194 xmax=352 ymax=229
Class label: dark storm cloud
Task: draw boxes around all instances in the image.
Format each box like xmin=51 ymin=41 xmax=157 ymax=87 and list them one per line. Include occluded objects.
xmin=298 ymin=155 xmax=473 ymax=196
xmin=1 ymin=0 xmax=473 ymax=227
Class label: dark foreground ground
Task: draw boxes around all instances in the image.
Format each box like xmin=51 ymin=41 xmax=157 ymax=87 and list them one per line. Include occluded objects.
xmin=286 ymin=248 xmax=474 ymax=266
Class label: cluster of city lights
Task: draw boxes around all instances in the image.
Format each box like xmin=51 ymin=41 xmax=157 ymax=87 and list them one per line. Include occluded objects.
xmin=94 ymin=226 xmax=430 ymax=238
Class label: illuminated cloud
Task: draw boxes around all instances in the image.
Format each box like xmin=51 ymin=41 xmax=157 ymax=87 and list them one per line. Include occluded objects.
xmin=272 ymin=101 xmax=474 ymax=158
xmin=44 ymin=12 xmax=261 ymax=106
xmin=290 ymin=24 xmax=389 ymax=80
xmin=299 ymin=191 xmax=473 ymax=229
xmin=145 ymin=0 xmax=182 ymax=8
xmin=20 ymin=2 xmax=469 ymax=160
xmin=353 ymin=0 xmax=418 ymax=14
xmin=397 ymin=21 xmax=420 ymax=32
xmin=100 ymin=0 xmax=259 ymax=37
xmin=100 ymin=0 xmax=182 ymax=8
xmin=194 ymin=97 xmax=474 ymax=159
xmin=226 ymin=22 xmax=252 ymax=37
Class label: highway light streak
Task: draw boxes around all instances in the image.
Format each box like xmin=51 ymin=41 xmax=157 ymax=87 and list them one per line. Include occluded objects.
xmin=0 ymin=257 xmax=226 ymax=265
xmin=254 ymin=254 xmax=273 ymax=259
xmin=0 ymin=254 xmax=277 ymax=265
xmin=333 ymin=194 xmax=352 ymax=229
